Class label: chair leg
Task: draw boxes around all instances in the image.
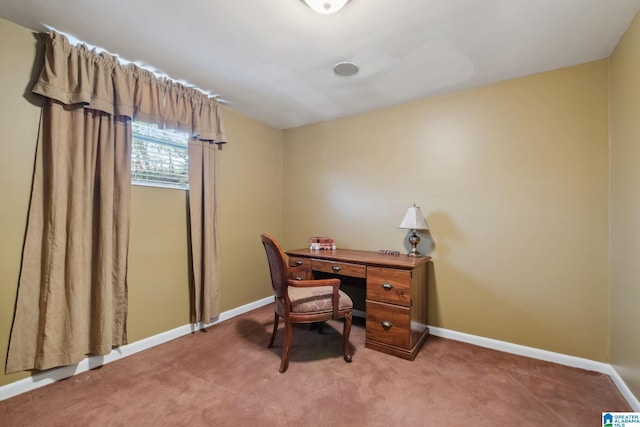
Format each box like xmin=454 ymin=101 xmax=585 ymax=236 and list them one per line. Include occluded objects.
xmin=342 ymin=312 xmax=353 ymax=363
xmin=279 ymin=320 xmax=293 ymax=373
xmin=268 ymin=312 xmax=279 ymax=348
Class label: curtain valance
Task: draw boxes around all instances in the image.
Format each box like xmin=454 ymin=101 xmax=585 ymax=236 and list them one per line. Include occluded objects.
xmin=32 ymin=31 xmax=227 ymax=143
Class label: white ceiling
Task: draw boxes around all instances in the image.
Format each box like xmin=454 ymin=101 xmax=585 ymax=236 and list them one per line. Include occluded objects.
xmin=1 ymin=0 xmax=640 ymax=129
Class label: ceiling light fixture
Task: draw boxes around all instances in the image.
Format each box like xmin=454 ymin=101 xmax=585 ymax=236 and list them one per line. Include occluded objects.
xmin=333 ymin=61 xmax=359 ymax=76
xmin=301 ymin=0 xmax=351 ymax=14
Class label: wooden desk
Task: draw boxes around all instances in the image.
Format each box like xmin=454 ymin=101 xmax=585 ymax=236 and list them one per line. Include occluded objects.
xmin=285 ymin=248 xmax=431 ymax=360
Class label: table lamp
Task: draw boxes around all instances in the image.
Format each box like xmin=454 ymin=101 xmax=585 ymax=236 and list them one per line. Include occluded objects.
xmin=399 ymin=204 xmax=429 ymax=257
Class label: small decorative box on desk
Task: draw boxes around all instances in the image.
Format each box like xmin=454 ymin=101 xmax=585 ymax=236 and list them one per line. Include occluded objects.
xmin=308 ymin=236 xmax=336 ymax=250
xmin=285 ymin=247 xmax=431 ymax=360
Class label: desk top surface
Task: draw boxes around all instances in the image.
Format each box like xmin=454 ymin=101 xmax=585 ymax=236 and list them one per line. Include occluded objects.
xmin=286 ymin=248 xmax=431 ymax=269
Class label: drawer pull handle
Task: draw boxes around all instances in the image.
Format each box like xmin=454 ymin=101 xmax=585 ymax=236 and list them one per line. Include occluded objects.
xmin=381 ymin=283 xmax=394 ymax=290
xmin=380 ymin=321 xmax=393 ymax=329
xmin=294 ymin=276 xmax=303 ymax=281
xmin=295 ymin=260 xmax=303 ymax=266
xmin=332 ymin=265 xmax=342 ymax=272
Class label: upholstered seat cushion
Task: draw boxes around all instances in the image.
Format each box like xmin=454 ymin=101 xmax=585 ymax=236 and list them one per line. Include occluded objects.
xmin=288 ymin=286 xmax=353 ymax=313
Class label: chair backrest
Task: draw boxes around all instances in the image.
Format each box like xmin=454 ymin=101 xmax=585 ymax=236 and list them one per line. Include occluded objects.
xmin=261 ymin=233 xmax=288 ymax=299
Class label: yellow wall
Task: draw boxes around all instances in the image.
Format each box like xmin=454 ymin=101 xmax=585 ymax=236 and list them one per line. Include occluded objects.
xmin=0 ymin=18 xmax=42 ymax=387
xmin=283 ymin=61 xmax=610 ymax=361
xmin=126 ymin=108 xmax=283 ymax=342
xmin=609 ymin=12 xmax=640 ymax=399
xmin=0 ymin=18 xmax=281 ymax=387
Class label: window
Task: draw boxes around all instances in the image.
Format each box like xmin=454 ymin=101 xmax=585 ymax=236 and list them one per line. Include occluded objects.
xmin=131 ymin=121 xmax=189 ymax=189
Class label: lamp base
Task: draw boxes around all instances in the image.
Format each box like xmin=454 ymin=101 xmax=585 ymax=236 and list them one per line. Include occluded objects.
xmin=407 ymin=231 xmax=423 ymax=257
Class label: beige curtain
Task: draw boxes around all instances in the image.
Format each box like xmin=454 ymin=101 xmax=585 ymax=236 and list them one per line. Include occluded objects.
xmin=188 ymin=141 xmax=221 ymax=323
xmin=164 ymin=74 xmax=227 ymax=324
xmin=6 ymin=32 xmax=226 ymax=373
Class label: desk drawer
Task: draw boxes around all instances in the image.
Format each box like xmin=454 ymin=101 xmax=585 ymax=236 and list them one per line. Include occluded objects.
xmin=366 ymin=300 xmax=410 ymax=349
xmin=311 ymin=259 xmax=366 ymax=278
xmin=288 ymin=257 xmax=310 ymax=280
xmin=288 ymin=256 xmax=310 ymax=268
xmin=367 ymin=266 xmax=411 ymax=306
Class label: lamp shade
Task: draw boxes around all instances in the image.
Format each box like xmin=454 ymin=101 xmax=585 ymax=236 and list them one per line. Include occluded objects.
xmin=399 ymin=205 xmax=429 ymax=231
xmin=301 ymin=0 xmax=350 ymax=14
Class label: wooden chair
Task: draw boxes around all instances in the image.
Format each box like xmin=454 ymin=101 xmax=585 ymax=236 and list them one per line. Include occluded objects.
xmin=261 ymin=233 xmax=353 ymax=373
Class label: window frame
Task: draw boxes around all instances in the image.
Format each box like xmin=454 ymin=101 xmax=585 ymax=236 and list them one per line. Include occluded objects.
xmin=130 ymin=121 xmax=190 ymax=190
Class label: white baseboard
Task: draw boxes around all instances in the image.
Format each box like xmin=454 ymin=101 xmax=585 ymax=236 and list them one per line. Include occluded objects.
xmin=607 ymin=366 xmax=640 ymax=412
xmin=0 ymin=296 xmax=273 ymax=401
xmin=428 ymin=326 xmax=640 ymax=411
xmin=2 ymin=300 xmax=638 ymax=412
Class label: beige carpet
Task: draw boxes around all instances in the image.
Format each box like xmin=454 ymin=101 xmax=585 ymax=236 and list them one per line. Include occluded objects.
xmin=0 ymin=304 xmax=631 ymax=426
